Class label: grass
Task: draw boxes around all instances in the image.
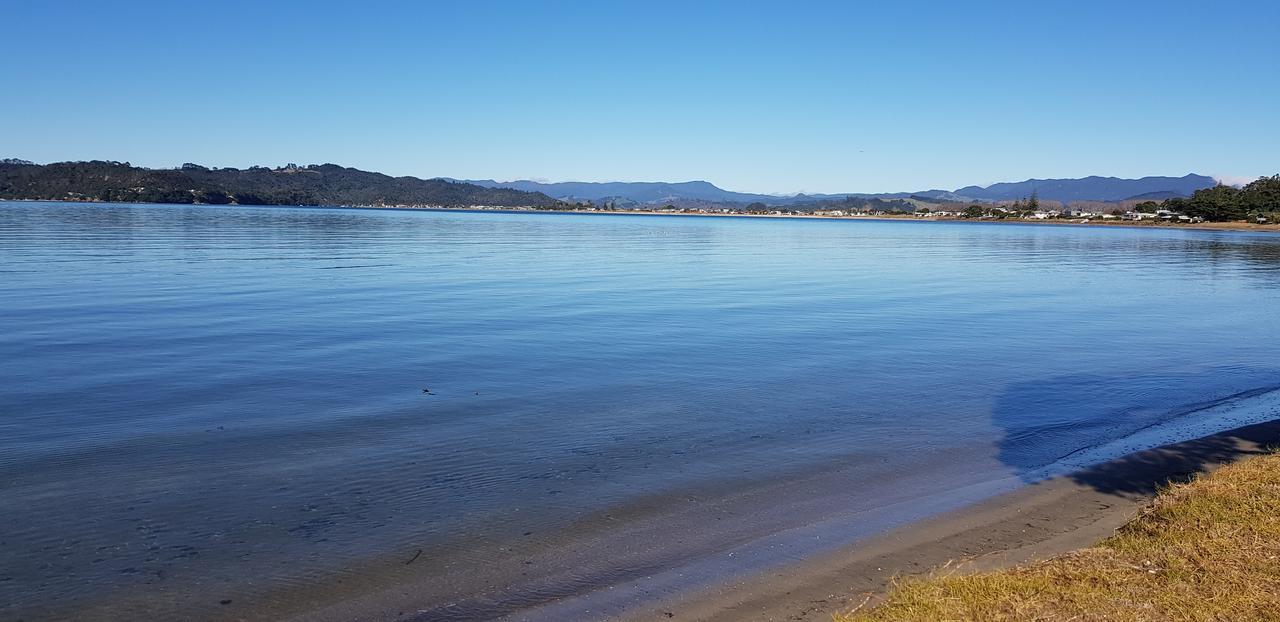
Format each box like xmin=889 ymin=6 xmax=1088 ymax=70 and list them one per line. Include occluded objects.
xmin=838 ymin=450 xmax=1280 ymax=621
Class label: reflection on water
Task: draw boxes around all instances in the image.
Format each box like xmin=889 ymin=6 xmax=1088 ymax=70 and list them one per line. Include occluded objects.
xmin=2 ymin=203 xmax=1280 ymax=620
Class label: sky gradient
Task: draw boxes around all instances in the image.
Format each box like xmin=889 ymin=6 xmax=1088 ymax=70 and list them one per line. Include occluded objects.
xmin=2 ymin=1 xmax=1277 ymax=194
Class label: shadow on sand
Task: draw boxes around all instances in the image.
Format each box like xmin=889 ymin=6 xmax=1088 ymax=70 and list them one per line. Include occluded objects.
xmin=991 ymin=370 xmax=1280 ymax=497
xmin=1060 ymin=423 xmax=1278 ymax=497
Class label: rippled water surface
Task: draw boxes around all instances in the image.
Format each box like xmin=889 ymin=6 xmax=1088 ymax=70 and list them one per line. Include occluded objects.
xmin=3 ymin=203 xmax=1280 ymax=620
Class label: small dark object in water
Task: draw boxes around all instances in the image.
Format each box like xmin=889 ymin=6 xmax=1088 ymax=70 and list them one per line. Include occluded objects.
xmin=220 ymin=599 xmax=232 ymax=605
xmin=422 ymin=388 xmax=435 ymax=395
xmin=405 ymin=549 xmax=423 ymax=565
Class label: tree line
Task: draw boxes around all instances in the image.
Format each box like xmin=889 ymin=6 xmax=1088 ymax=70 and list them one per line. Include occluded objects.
xmin=1162 ymin=176 xmax=1280 ymax=221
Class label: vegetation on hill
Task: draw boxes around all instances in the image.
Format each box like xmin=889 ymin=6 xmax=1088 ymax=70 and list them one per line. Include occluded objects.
xmin=839 ymin=450 xmax=1280 ymax=621
xmin=0 ymin=160 xmax=561 ymax=208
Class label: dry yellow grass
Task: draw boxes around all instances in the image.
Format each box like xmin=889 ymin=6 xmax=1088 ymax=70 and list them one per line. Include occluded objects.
xmin=838 ymin=451 xmax=1280 ymax=621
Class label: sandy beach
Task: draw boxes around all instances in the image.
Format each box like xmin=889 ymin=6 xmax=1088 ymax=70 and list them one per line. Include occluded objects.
xmin=270 ymin=416 xmax=1280 ymax=622
xmin=607 ymin=418 xmax=1280 ymax=622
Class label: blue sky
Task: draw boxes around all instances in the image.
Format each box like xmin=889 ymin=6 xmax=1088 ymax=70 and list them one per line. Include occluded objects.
xmin=2 ymin=1 xmax=1277 ymax=194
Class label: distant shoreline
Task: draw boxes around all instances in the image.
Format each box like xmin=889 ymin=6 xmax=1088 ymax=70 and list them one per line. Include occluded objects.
xmin=464 ymin=206 xmax=1280 ymax=234
xmin=7 ymin=198 xmax=1277 ymax=234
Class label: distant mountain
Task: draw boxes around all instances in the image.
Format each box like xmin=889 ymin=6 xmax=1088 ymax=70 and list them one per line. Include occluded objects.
xmin=1122 ymin=190 xmax=1193 ymax=201
xmin=953 ymin=174 xmax=1215 ymax=203
xmin=0 ymin=161 xmax=559 ymax=208
xmin=449 ymin=179 xmax=795 ymax=204
xmin=454 ymin=174 xmax=1217 ymax=206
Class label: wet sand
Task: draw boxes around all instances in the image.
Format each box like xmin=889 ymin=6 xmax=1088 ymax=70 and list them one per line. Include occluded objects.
xmin=277 ymin=418 xmax=1280 ymax=622
xmin=285 ymin=440 xmax=1020 ymax=622
xmin=603 ymin=419 xmax=1280 ymax=622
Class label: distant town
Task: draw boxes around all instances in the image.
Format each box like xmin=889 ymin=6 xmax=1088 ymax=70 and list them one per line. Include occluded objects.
xmin=527 ymin=201 xmax=1222 ymax=224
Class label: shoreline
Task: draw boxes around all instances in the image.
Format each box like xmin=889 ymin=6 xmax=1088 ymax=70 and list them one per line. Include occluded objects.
xmin=5 ymin=198 xmax=1279 ymax=234
xmin=275 ymin=387 xmax=1280 ymax=622
xmin=36 ymin=390 xmax=1280 ymax=622
xmin=605 ymin=417 xmax=1280 ymax=622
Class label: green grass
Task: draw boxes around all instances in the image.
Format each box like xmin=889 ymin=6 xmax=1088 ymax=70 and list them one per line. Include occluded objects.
xmin=838 ymin=451 xmax=1280 ymax=621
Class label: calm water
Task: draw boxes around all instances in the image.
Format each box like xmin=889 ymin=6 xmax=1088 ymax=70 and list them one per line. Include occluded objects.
xmin=3 ymin=202 xmax=1280 ymax=620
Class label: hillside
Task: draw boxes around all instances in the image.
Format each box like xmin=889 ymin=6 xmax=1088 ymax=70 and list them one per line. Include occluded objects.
xmin=0 ymin=160 xmax=561 ymax=208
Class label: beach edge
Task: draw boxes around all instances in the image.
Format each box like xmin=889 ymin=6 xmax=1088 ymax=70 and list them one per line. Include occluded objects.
xmin=621 ymin=418 xmax=1280 ymax=622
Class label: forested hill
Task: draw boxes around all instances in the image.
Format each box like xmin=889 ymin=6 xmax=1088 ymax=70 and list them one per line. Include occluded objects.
xmin=0 ymin=160 xmax=561 ymax=208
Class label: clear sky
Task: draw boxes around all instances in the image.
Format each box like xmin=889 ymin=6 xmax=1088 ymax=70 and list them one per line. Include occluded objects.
xmin=2 ymin=1 xmax=1276 ymax=194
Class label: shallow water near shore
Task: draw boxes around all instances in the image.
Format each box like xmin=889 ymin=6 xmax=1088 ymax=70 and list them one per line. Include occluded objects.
xmin=3 ymin=202 xmax=1280 ymax=620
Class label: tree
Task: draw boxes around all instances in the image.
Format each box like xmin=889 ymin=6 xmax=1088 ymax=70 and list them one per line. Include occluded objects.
xmin=1027 ymin=191 xmax=1040 ymax=212
xmin=1182 ymin=185 xmax=1245 ymax=221
xmin=1241 ymin=175 xmax=1280 ymax=215
xmin=964 ymin=205 xmax=985 ymax=218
